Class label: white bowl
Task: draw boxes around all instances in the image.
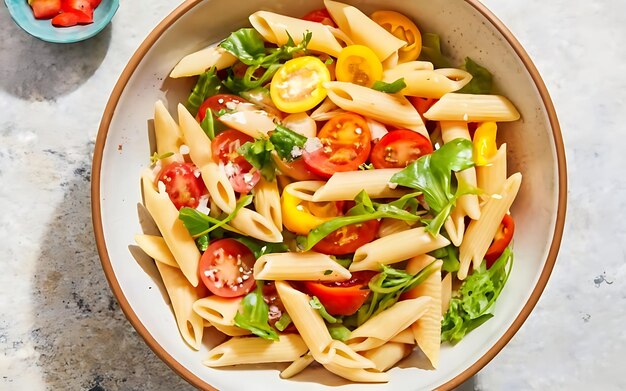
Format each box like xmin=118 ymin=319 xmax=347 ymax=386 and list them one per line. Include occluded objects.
xmin=92 ymin=0 xmax=567 ymax=389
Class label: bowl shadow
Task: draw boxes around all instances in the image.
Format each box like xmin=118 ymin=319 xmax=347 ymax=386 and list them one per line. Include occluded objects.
xmin=0 ymin=6 xmax=111 ymax=102
xmin=29 ymin=143 xmax=193 ymax=390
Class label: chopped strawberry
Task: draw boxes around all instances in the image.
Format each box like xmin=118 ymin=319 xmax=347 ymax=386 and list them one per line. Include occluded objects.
xmin=29 ymin=0 xmax=61 ymax=19
xmin=51 ymin=11 xmax=79 ymax=27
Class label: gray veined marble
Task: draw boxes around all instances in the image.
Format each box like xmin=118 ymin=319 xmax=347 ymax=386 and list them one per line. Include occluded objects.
xmin=1 ymin=0 xmax=625 ymax=390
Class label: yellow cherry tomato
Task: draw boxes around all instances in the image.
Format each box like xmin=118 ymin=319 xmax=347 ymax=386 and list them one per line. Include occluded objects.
xmin=370 ymin=10 xmax=422 ymax=63
xmin=335 ymin=45 xmax=383 ymax=88
xmin=473 ymin=122 xmax=498 ymax=166
xmin=270 ymin=56 xmax=331 ymax=113
xmin=281 ymin=191 xmax=335 ymax=235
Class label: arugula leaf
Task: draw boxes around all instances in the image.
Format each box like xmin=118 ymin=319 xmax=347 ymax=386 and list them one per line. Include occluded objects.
xmin=219 ymin=29 xmax=267 ymax=65
xmin=441 ymin=247 xmax=513 ymax=343
xmin=186 ymin=67 xmax=222 ymax=116
xmin=457 ymin=57 xmax=493 ymax=94
xmin=223 ymin=63 xmax=282 ymax=93
xmin=234 ymin=282 xmax=279 ymax=341
xmin=178 ymin=195 xmax=252 ymax=238
xmin=199 ymin=108 xmax=216 ymax=140
xmin=331 ymin=256 xmax=353 ymax=269
xmin=238 ymin=138 xmax=276 ymax=181
xmin=419 ymin=33 xmax=452 ymax=69
xmin=310 ymin=296 xmax=339 ymax=323
xmin=195 ymin=235 xmax=209 ymax=252
xmin=328 ymin=324 xmax=351 ymax=341
xmin=430 ymin=244 xmax=460 ymax=273
xmin=275 ymin=313 xmax=292 ymax=332
xmin=303 ymin=191 xmax=422 ymax=250
xmin=150 ymin=151 xmax=174 ymax=165
xmin=234 ymin=236 xmax=288 ymax=259
xmin=372 ymin=78 xmax=407 ymax=93
xmin=390 ymin=138 xmax=477 ymax=235
xmin=353 ymin=262 xmax=439 ymax=326
xmin=269 ymin=125 xmax=307 ymax=161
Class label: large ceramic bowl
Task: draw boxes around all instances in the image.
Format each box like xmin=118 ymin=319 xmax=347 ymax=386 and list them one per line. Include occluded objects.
xmin=92 ymin=0 xmax=567 ymax=389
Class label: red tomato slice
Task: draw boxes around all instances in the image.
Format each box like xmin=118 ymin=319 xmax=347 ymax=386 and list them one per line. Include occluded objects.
xmin=88 ymin=0 xmax=102 ymax=7
xmin=211 ymin=130 xmax=260 ymax=193
xmin=302 ymin=113 xmax=372 ymax=179
xmin=303 ymin=271 xmax=377 ymax=316
xmin=408 ymin=97 xmax=438 ymax=133
xmin=370 ymin=129 xmax=433 ymax=169
xmin=197 ymin=94 xmax=248 ymax=122
xmin=62 ymin=0 xmax=93 ymax=17
xmin=199 ymin=239 xmax=256 ymax=297
xmin=262 ymin=282 xmax=297 ymax=333
xmin=301 ymin=8 xmax=336 ymax=27
xmin=313 ymin=220 xmax=380 ymax=255
xmin=485 ymin=214 xmax=515 ymax=267
xmin=51 ymin=11 xmax=79 ymax=26
xmin=30 ymin=0 xmax=61 ymax=19
xmin=157 ymin=162 xmax=206 ymax=210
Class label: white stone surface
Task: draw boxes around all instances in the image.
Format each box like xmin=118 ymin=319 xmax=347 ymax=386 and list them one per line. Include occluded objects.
xmin=0 ymin=1 xmax=624 ymax=390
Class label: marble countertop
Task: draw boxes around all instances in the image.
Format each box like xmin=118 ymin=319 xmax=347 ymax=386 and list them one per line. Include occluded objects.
xmin=1 ymin=1 xmax=624 ymax=390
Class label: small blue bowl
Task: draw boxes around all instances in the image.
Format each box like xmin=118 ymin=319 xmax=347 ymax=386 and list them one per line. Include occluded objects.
xmin=4 ymin=0 xmax=119 ymax=43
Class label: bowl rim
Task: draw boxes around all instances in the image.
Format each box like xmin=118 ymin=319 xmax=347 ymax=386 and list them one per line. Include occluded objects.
xmin=4 ymin=0 xmax=120 ymax=44
xmin=90 ymin=0 xmax=567 ymax=389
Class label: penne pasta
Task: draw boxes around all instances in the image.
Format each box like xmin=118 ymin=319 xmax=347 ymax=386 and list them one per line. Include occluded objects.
xmin=134 ymin=234 xmax=179 ymax=268
xmin=230 ymin=207 xmax=283 ymax=243
xmin=218 ymin=109 xmax=276 ymax=139
xmin=203 ymin=334 xmax=309 ymax=367
xmin=350 ymin=228 xmax=450 ymax=272
xmin=177 ymin=103 xmax=213 ymax=167
xmin=382 ymin=68 xmax=473 ymax=98
xmin=363 ymin=342 xmax=413 ymax=372
xmin=170 ymin=45 xmax=238 ymax=78
xmin=254 ymin=252 xmax=351 ymax=281
xmin=388 ymin=328 xmax=416 ymax=344
xmin=280 ymin=353 xmax=314 ymax=379
xmin=284 ymin=180 xmax=325 ymax=202
xmin=477 ymin=144 xmax=508 ymax=196
xmin=312 ymin=169 xmax=407 ymax=202
xmin=424 ymin=93 xmax=521 ymax=122
xmin=323 ymin=362 xmax=389 ymax=383
xmin=254 ymin=177 xmax=283 ymax=232
xmin=458 ymin=173 xmax=522 ymax=280
xmin=154 ymin=100 xmax=184 ymax=165
xmin=441 ymin=272 xmax=452 ymax=316
xmin=377 ymin=218 xmax=412 ymax=238
xmin=200 ymin=162 xmax=237 ymax=213
xmin=192 ymin=296 xmax=242 ymax=327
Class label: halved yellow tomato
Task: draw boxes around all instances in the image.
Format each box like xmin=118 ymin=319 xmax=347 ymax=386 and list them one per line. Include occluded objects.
xmin=335 ymin=45 xmax=383 ymax=87
xmin=371 ymin=10 xmax=422 ymax=63
xmin=270 ymin=56 xmax=331 ymax=113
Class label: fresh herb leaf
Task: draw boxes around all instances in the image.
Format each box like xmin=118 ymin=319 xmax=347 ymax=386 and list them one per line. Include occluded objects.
xmin=457 ymin=57 xmax=493 ymax=94
xmin=269 ymin=125 xmax=307 ymax=161
xmin=372 ymin=78 xmax=407 ymax=93
xmin=219 ymin=28 xmax=267 ymax=65
xmin=234 ymin=236 xmax=288 ymax=259
xmin=310 ymin=296 xmax=339 ymax=323
xmin=238 ymin=138 xmax=276 ymax=181
xmin=178 ymin=195 xmax=252 ymax=238
xmin=324 ymin=57 xmax=334 ymax=65
xmin=186 ymin=67 xmax=222 ymax=116
xmin=303 ymin=191 xmax=422 ymax=250
xmin=419 ymin=33 xmax=452 ymax=69
xmin=275 ymin=312 xmax=292 ymax=332
xmin=200 ymin=108 xmax=216 ymax=140
xmin=328 ymin=324 xmax=351 ymax=341
xmin=150 ymin=151 xmax=174 ymax=165
xmin=223 ymin=63 xmax=282 ymax=93
xmin=442 ymin=247 xmax=513 ymax=343
xmin=390 ymin=138 xmax=478 ymax=235
xmin=234 ymin=282 xmax=279 ymax=341
xmin=323 ymin=270 xmax=333 ymax=275
xmin=331 ymin=256 xmax=353 ymax=269
xmin=430 ymin=244 xmax=460 ymax=273
xmin=195 ymin=235 xmax=209 ymax=252
xmin=356 ymin=262 xmax=439 ymax=326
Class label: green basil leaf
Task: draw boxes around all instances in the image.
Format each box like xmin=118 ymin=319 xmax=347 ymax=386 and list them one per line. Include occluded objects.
xmin=457 ymin=57 xmax=493 ymax=94
xmin=186 ymin=67 xmax=222 ymax=116
xmin=219 ymin=28 xmax=267 ymax=65
xmin=372 ymin=78 xmax=407 ymax=93
xmin=309 ymin=296 xmax=339 ymax=323
xmin=269 ymin=125 xmax=307 ymax=161
xmin=234 ymin=236 xmax=289 ymax=259
xmin=200 ymin=108 xmax=216 ymax=140
xmin=178 ymin=196 xmax=251 ymax=238
xmin=238 ymin=138 xmax=277 ymax=181
xmin=234 ymin=282 xmax=279 ymax=341
xmin=419 ymin=33 xmax=452 ymax=69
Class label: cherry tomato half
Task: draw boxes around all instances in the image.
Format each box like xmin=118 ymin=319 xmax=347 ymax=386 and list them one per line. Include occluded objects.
xmin=270 ymin=56 xmax=331 ymax=113
xmin=303 ymin=271 xmax=377 ymax=316
xmin=302 ymin=113 xmax=372 ymax=179
xmin=370 ymin=10 xmax=422 ymax=63
xmin=211 ymin=130 xmax=260 ymax=193
xmin=197 ymin=94 xmax=248 ymax=122
xmin=313 ymin=220 xmax=380 ymax=255
xmin=485 ymin=214 xmax=515 ymax=268
xmin=335 ymin=45 xmax=383 ymax=88
xmin=157 ymin=162 xmax=206 ymax=210
xmin=301 ymin=8 xmax=336 ymax=27
xmin=370 ymin=129 xmax=433 ymax=169
xmin=199 ymin=239 xmax=256 ymax=297
xmin=408 ymin=97 xmax=438 ymax=133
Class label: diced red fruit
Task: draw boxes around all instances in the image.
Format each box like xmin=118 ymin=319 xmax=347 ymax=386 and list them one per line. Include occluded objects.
xmin=61 ymin=0 xmax=93 ymax=17
xmin=30 ymin=0 xmax=61 ymax=19
xmin=88 ymin=0 xmax=102 ymax=7
xmin=51 ymin=11 xmax=79 ymax=27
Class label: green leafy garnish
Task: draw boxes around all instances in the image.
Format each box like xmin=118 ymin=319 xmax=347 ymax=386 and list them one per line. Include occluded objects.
xmin=430 ymin=244 xmax=460 ymax=273
xmin=234 ymin=236 xmax=289 ymax=259
xmin=234 ymin=282 xmax=279 ymax=341
xmin=442 ymin=247 xmax=513 ymax=343
xmin=352 ymin=262 xmax=439 ymax=326
xmin=302 ymin=191 xmax=422 ymax=250
xmin=195 ymin=235 xmax=209 ymax=252
xmin=372 ymin=78 xmax=407 ymax=93
xmin=331 ymin=256 xmax=353 ymax=270
xmin=419 ymin=33 xmax=452 ymax=69
xmin=457 ymin=57 xmax=493 ymax=94
xmin=310 ymin=296 xmax=339 ymax=323
xmin=199 ymin=108 xmax=216 ymax=140
xmin=150 ymin=151 xmax=174 ymax=165
xmin=390 ymin=138 xmax=478 ymax=235
xmin=275 ymin=313 xmax=292 ymax=332
xmin=238 ymin=138 xmax=276 ymax=181
xmin=186 ymin=67 xmax=222 ymax=116
xmin=269 ymin=125 xmax=307 ymax=161
xmin=328 ymin=324 xmax=351 ymax=341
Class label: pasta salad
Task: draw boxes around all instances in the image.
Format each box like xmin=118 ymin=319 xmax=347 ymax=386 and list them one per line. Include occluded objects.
xmin=135 ymin=0 xmax=521 ymax=383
